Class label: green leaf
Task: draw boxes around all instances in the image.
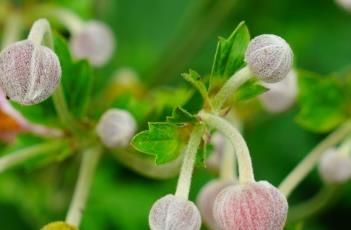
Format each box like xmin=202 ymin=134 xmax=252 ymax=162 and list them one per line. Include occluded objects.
xmin=195 ymin=142 xmax=213 ymax=167
xmin=211 ymin=22 xmax=250 ymax=80
xmin=131 ymin=123 xmax=182 ymax=164
xmin=54 ymin=34 xmax=93 ymax=118
xmin=234 ymin=78 xmax=268 ymax=101
xmin=295 ymin=71 xmax=348 ymax=133
xmin=167 ymin=107 xmax=197 ymax=124
xmin=182 ymin=69 xmax=208 ymax=101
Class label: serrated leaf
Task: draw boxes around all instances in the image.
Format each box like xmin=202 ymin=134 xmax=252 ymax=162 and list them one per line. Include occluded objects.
xmin=234 ymin=79 xmax=268 ymax=101
xmin=167 ymin=107 xmax=197 ymax=124
xmin=211 ymin=22 xmax=250 ymax=81
xmin=131 ymin=123 xmax=182 ymax=164
xmin=295 ymin=71 xmax=348 ymax=133
xmin=54 ymin=34 xmax=93 ymax=118
xmin=182 ymin=69 xmax=208 ymax=100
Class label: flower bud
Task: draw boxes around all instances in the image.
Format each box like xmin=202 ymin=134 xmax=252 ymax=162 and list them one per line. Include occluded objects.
xmin=0 ymin=40 xmax=61 ymax=105
xmin=213 ymin=181 xmax=288 ymax=230
xmin=318 ymin=148 xmax=351 ymax=184
xmin=245 ymin=34 xmax=293 ymax=83
xmin=336 ymin=0 xmax=351 ymax=12
xmin=196 ymin=180 xmax=233 ymax=230
xmin=149 ymin=194 xmax=201 ymax=230
xmin=206 ymin=132 xmax=226 ymax=171
xmin=70 ymin=20 xmax=115 ymax=67
xmin=41 ymin=221 xmax=77 ymax=230
xmin=96 ymin=109 xmax=137 ymax=148
xmin=259 ymin=70 xmax=297 ymax=113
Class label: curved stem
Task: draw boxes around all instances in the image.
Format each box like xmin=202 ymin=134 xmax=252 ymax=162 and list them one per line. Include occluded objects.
xmin=27 ymin=18 xmax=53 ymax=48
xmin=279 ymin=121 xmax=351 ymax=197
xmin=287 ymin=185 xmax=340 ymax=223
xmin=1 ymin=12 xmax=23 ymax=49
xmin=33 ymin=5 xmax=84 ymax=34
xmin=211 ymin=66 xmax=252 ymax=112
xmin=0 ymin=141 xmax=65 ymax=173
xmin=66 ymin=145 xmax=102 ymax=227
xmin=199 ymin=111 xmax=254 ymax=184
xmin=175 ymin=125 xmax=205 ymax=199
xmin=219 ymin=137 xmax=237 ymax=181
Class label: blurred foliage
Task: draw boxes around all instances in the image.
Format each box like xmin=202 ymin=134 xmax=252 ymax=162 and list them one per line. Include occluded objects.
xmin=0 ymin=0 xmax=351 ymax=230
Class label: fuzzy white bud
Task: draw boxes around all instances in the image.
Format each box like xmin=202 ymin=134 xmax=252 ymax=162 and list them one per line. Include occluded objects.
xmin=70 ymin=20 xmax=115 ymax=67
xmin=259 ymin=70 xmax=297 ymax=113
xmin=318 ymin=148 xmax=351 ymax=184
xmin=196 ymin=180 xmax=233 ymax=230
xmin=245 ymin=34 xmax=293 ymax=83
xmin=213 ymin=181 xmax=288 ymax=230
xmin=0 ymin=40 xmax=61 ymax=105
xmin=96 ymin=109 xmax=136 ymax=148
xmin=149 ymin=194 xmax=201 ymax=230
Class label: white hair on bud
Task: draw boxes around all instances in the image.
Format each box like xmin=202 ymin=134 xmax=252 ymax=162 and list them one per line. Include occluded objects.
xmin=245 ymin=34 xmax=293 ymax=83
xmin=96 ymin=109 xmax=137 ymax=148
xmin=149 ymin=194 xmax=201 ymax=230
xmin=259 ymin=70 xmax=297 ymax=113
xmin=196 ymin=180 xmax=233 ymax=230
xmin=318 ymin=148 xmax=351 ymax=184
xmin=0 ymin=40 xmax=61 ymax=105
xmin=213 ymin=181 xmax=288 ymax=230
xmin=70 ymin=20 xmax=115 ymax=67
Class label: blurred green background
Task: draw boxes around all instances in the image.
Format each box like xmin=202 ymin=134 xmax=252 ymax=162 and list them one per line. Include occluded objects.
xmin=1 ymin=0 xmax=351 ymax=229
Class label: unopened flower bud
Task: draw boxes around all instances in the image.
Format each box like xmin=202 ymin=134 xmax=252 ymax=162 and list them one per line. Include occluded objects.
xmin=196 ymin=180 xmax=233 ymax=230
xmin=245 ymin=34 xmax=293 ymax=83
xmin=41 ymin=221 xmax=77 ymax=230
xmin=96 ymin=109 xmax=136 ymax=148
xmin=0 ymin=40 xmax=61 ymax=105
xmin=70 ymin=20 xmax=115 ymax=67
xmin=213 ymin=181 xmax=288 ymax=230
xmin=259 ymin=70 xmax=297 ymax=113
xmin=149 ymin=194 xmax=201 ymax=230
xmin=336 ymin=0 xmax=351 ymax=12
xmin=318 ymin=147 xmax=351 ymax=184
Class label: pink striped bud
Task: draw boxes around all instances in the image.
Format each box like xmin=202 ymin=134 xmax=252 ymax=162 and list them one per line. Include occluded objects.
xmin=196 ymin=180 xmax=233 ymax=230
xmin=0 ymin=40 xmax=61 ymax=105
xmin=149 ymin=194 xmax=201 ymax=230
xmin=213 ymin=181 xmax=288 ymax=230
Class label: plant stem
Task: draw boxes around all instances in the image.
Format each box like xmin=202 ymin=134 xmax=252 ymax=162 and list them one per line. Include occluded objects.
xmin=52 ymin=84 xmax=82 ymax=134
xmin=287 ymin=185 xmax=340 ymax=223
xmin=66 ymin=145 xmax=102 ymax=227
xmin=211 ymin=66 xmax=252 ymax=112
xmin=27 ymin=18 xmax=53 ymax=48
xmin=0 ymin=141 xmax=65 ymax=173
xmin=279 ymin=121 xmax=351 ymax=197
xmin=199 ymin=111 xmax=254 ymax=184
xmin=175 ymin=125 xmax=205 ymax=199
xmin=219 ymin=137 xmax=237 ymax=181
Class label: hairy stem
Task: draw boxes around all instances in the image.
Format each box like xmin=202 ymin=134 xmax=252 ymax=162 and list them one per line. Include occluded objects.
xmin=175 ymin=125 xmax=205 ymax=199
xmin=212 ymin=66 xmax=252 ymax=112
xmin=279 ymin=121 xmax=351 ymax=197
xmin=199 ymin=112 xmax=254 ymax=184
xmin=66 ymin=146 xmax=102 ymax=227
xmin=27 ymin=18 xmax=54 ymax=48
xmin=220 ymin=137 xmax=237 ymax=181
xmin=0 ymin=141 xmax=65 ymax=173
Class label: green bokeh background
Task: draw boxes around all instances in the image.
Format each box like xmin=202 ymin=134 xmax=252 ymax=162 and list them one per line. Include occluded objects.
xmin=1 ymin=0 xmax=351 ymax=229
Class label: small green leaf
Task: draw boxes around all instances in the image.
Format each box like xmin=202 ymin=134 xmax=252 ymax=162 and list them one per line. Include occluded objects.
xmin=211 ymin=22 xmax=250 ymax=80
xmin=195 ymin=142 xmax=213 ymax=167
xmin=131 ymin=123 xmax=182 ymax=164
xmin=295 ymin=71 xmax=348 ymax=133
xmin=54 ymin=34 xmax=93 ymax=118
xmin=167 ymin=107 xmax=197 ymax=124
xmin=182 ymin=69 xmax=208 ymax=100
xmin=234 ymin=79 xmax=268 ymax=101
